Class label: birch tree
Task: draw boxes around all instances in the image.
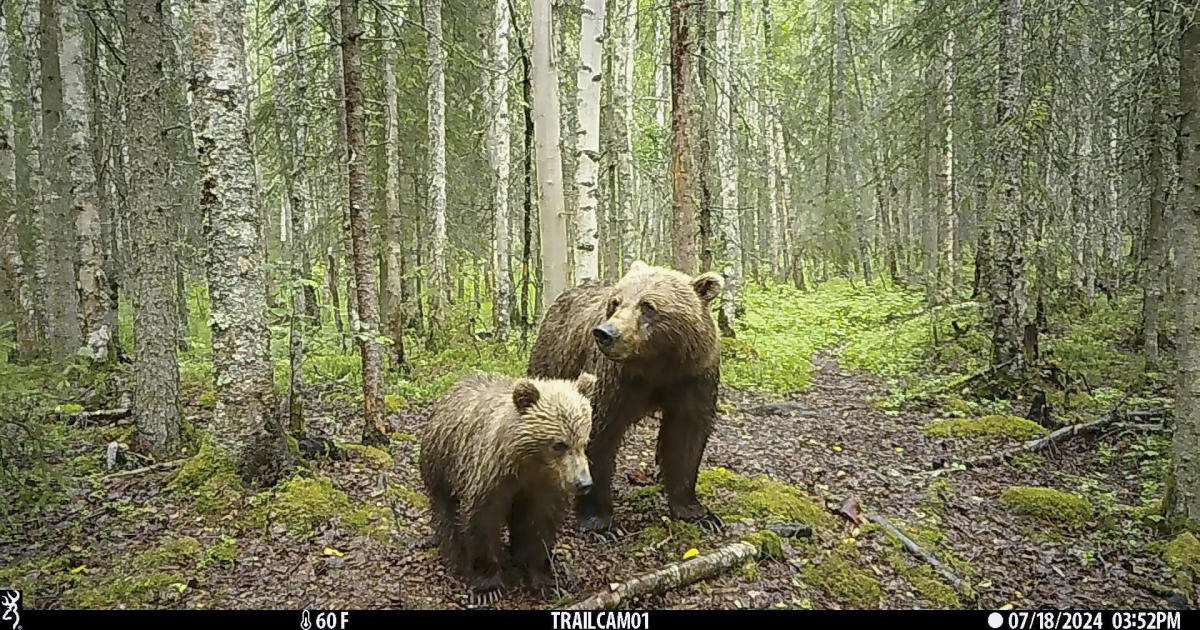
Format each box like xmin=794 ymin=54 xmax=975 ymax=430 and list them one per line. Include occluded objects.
xmin=192 ymin=0 xmax=292 ymax=482
xmin=613 ymin=0 xmax=637 ymax=273
xmin=670 ymin=0 xmax=699 ymax=274
xmin=426 ymin=0 xmax=449 ymax=343
xmin=488 ymin=0 xmax=513 ymax=337
xmin=532 ymin=0 xmax=570 ymax=308
xmin=573 ymin=0 xmax=605 ymax=283
xmin=340 ymin=0 xmax=388 ymax=446
xmin=715 ymin=0 xmax=740 ymax=335
xmin=127 ymin=0 xmax=182 ymax=457
xmin=381 ymin=2 xmax=409 ymax=365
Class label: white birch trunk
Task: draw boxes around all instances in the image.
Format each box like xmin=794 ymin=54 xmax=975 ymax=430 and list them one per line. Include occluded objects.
xmin=614 ymin=0 xmax=637 ymax=273
xmin=532 ymin=0 xmax=570 ymax=308
xmin=426 ymin=0 xmax=449 ymax=337
xmin=573 ymin=0 xmax=605 ymax=283
xmin=489 ymin=0 xmax=513 ymax=337
xmin=715 ymin=0 xmax=741 ymax=332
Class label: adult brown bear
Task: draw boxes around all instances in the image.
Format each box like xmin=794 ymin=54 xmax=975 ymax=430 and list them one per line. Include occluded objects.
xmin=528 ymin=261 xmax=724 ymax=534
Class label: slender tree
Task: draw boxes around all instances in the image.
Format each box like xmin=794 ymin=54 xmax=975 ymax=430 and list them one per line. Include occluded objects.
xmin=340 ymin=0 xmax=388 ymax=445
xmin=715 ymin=0 xmax=740 ymax=335
xmin=669 ymin=0 xmax=699 ymax=274
xmin=426 ymin=0 xmax=449 ymax=345
xmin=573 ymin=0 xmax=606 ymax=283
xmin=488 ymin=0 xmax=513 ymax=338
xmin=532 ymin=0 xmax=570 ymax=308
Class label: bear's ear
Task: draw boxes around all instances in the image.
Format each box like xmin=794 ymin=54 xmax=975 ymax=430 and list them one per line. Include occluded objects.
xmin=692 ymin=272 xmax=724 ymax=303
xmin=575 ymin=372 xmax=598 ymax=400
xmin=628 ymin=260 xmax=650 ymax=274
xmin=512 ymin=380 xmax=541 ymax=412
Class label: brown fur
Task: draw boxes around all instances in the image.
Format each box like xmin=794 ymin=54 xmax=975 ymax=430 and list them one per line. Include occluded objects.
xmin=528 ymin=261 xmax=723 ymax=531
xmin=419 ymin=372 xmax=596 ymax=597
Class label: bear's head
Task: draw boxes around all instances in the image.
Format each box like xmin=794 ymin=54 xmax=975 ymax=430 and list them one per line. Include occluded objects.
xmin=591 ymin=261 xmax=724 ymax=364
xmin=510 ymin=373 xmax=597 ymax=495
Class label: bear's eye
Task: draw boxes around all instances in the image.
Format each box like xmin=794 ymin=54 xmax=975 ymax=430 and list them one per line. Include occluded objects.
xmin=551 ymin=440 xmax=569 ymax=454
xmin=606 ymin=298 xmax=620 ymax=317
xmin=640 ymin=301 xmax=658 ymax=318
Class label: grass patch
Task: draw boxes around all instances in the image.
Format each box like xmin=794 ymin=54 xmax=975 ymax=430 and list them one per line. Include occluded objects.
xmin=1000 ymin=486 xmax=1093 ymax=525
xmin=923 ymin=415 xmax=1047 ymax=440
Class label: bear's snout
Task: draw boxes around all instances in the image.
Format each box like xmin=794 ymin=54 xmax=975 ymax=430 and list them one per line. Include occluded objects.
xmin=572 ymin=475 xmax=594 ymax=496
xmin=592 ymin=323 xmax=619 ymax=347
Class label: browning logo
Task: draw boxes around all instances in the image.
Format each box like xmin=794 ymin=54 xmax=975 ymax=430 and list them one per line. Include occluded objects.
xmin=0 ymin=590 xmax=21 ymax=630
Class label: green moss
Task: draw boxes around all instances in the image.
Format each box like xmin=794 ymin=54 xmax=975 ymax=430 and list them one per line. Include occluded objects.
xmin=628 ymin=519 xmax=706 ymax=557
xmin=384 ymin=394 xmax=405 ymax=412
xmin=1163 ymin=532 xmax=1200 ymax=590
xmin=908 ymin=568 xmax=961 ymax=607
xmin=386 ymin=483 xmax=430 ymax=509
xmin=202 ymin=535 xmax=238 ymax=567
xmin=923 ymin=415 xmax=1047 ymax=440
xmin=346 ymin=503 xmax=395 ymax=542
xmin=741 ymin=529 xmax=785 ymax=560
xmin=57 ymin=403 xmax=84 ymax=414
xmin=1000 ymin=486 xmax=1093 ymax=525
xmin=249 ymin=476 xmax=352 ymax=536
xmin=624 ymin=485 xmax=664 ymax=512
xmin=697 ymin=467 xmax=832 ymax=528
xmin=193 ymin=471 xmax=245 ymax=516
xmin=802 ymin=544 xmax=883 ymax=607
xmin=169 ymin=433 xmax=236 ymax=492
xmin=197 ymin=388 xmax=216 ymax=409
xmin=73 ymin=571 xmax=187 ymax=609
xmin=389 ymin=432 xmax=418 ymax=443
xmin=340 ymin=443 xmax=394 ymax=468
xmin=133 ymin=536 xmax=202 ymax=570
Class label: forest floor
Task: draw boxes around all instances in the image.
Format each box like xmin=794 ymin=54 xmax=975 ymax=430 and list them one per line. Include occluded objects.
xmin=1 ymin=351 xmax=1184 ymax=609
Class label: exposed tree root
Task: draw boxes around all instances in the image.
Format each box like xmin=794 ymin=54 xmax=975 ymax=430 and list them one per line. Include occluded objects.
xmin=58 ymin=407 xmax=132 ymax=426
xmin=867 ymin=512 xmax=972 ymax=599
xmin=100 ymin=459 xmax=186 ymax=481
xmin=568 ymin=541 xmax=759 ymax=609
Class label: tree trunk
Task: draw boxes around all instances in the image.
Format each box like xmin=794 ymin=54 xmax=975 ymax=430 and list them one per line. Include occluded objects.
xmin=192 ymin=0 xmax=292 ymax=484
xmin=340 ymin=0 xmax=388 ymax=446
xmin=614 ymin=0 xmax=637 ymax=274
xmin=1143 ymin=0 xmax=1168 ymax=366
xmin=426 ymin=0 xmax=449 ymax=345
xmin=126 ymin=0 xmax=182 ymax=458
xmin=991 ymin=0 xmax=1027 ymax=378
xmin=5 ymin=2 xmax=39 ymax=359
xmin=573 ymin=0 xmax=606 ymax=283
xmin=669 ymin=0 xmax=699 ymax=274
xmin=715 ymin=0 xmax=740 ymax=336
xmin=381 ymin=2 xmax=409 ymax=366
xmin=488 ymin=0 xmax=513 ymax=339
xmin=532 ymin=0 xmax=570 ymax=309
xmin=1169 ymin=5 xmax=1200 ymax=530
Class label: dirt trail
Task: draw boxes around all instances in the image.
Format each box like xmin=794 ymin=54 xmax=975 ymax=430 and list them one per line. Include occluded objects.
xmin=10 ymin=354 xmax=1173 ymax=610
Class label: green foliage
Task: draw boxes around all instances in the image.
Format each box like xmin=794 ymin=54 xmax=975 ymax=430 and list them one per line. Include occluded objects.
xmin=1000 ymin=486 xmax=1094 ymax=525
xmin=627 ymin=519 xmax=706 ymax=558
xmin=201 ymin=535 xmax=238 ymax=567
xmin=248 ymin=475 xmax=352 ymax=536
xmin=133 ymin=536 xmax=203 ymax=570
xmin=741 ymin=529 xmax=785 ymax=560
xmin=346 ymin=503 xmax=395 ymax=542
xmin=1162 ymin=532 xmax=1200 ymax=590
xmin=801 ymin=543 xmax=884 ymax=607
xmin=385 ymin=483 xmax=430 ymax=509
xmin=923 ymin=415 xmax=1048 ymax=440
xmin=696 ymin=467 xmax=833 ymax=528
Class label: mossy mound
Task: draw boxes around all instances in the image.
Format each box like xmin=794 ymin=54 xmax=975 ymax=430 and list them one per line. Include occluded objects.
xmin=340 ymin=443 xmax=394 ymax=468
xmin=741 ymin=529 xmax=785 ymax=560
xmin=346 ymin=503 xmax=395 ymax=542
xmin=628 ymin=519 xmax=706 ymax=558
xmin=169 ymin=434 xmax=236 ymax=492
xmin=923 ymin=415 xmax=1047 ymax=440
xmin=386 ymin=483 xmax=430 ymax=509
xmin=1000 ymin=486 xmax=1093 ymax=525
xmin=73 ymin=571 xmax=188 ymax=608
xmin=133 ymin=536 xmax=202 ymax=570
xmin=202 ymin=535 xmax=238 ymax=567
xmin=1163 ymin=532 xmax=1200 ymax=590
xmin=907 ymin=567 xmax=961 ymax=607
xmin=802 ymin=544 xmax=883 ymax=607
xmin=697 ymin=467 xmax=832 ymax=528
xmin=249 ymin=476 xmax=352 ymax=536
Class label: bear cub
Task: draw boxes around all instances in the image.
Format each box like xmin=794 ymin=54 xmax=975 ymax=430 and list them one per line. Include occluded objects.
xmin=420 ymin=372 xmax=597 ymax=605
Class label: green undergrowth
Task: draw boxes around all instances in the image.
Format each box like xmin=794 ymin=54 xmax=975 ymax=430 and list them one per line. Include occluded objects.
xmin=923 ymin=415 xmax=1047 ymax=440
xmin=696 ymin=467 xmax=834 ymax=529
xmin=800 ymin=542 xmax=884 ymax=607
xmin=1000 ymin=486 xmax=1094 ymax=525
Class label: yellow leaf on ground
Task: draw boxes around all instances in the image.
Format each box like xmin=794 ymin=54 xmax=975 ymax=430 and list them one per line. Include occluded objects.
xmin=70 ymin=565 xmax=87 ymax=574
xmin=683 ymin=548 xmax=699 ymax=559
xmin=323 ymin=547 xmax=344 ymax=557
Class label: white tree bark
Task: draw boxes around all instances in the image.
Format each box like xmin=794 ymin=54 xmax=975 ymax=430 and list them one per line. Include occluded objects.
xmin=381 ymin=2 xmax=409 ymax=364
xmin=573 ymin=0 xmax=606 ymax=283
xmin=489 ymin=0 xmax=513 ymax=337
xmin=192 ymin=0 xmax=291 ymax=482
xmin=715 ymin=0 xmax=740 ymax=333
xmin=426 ymin=0 xmax=449 ymax=337
xmin=61 ymin=0 xmax=111 ymax=362
xmin=532 ymin=0 xmax=570 ymax=308
xmin=614 ymin=0 xmax=637 ymax=273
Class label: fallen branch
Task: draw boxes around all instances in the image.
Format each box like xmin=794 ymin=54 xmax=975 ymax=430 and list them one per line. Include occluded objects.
xmin=100 ymin=459 xmax=186 ymax=481
xmin=961 ymin=394 xmax=1132 ymax=469
xmin=907 ymin=360 xmax=1014 ymax=405
xmin=745 ymin=401 xmax=814 ymax=417
xmin=568 ymin=541 xmax=759 ymax=610
xmin=867 ymin=512 xmax=972 ymax=598
xmin=59 ymin=407 xmax=132 ymax=426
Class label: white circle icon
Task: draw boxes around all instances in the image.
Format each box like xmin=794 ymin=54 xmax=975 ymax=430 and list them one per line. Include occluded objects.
xmin=987 ymin=612 xmax=1004 ymax=629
